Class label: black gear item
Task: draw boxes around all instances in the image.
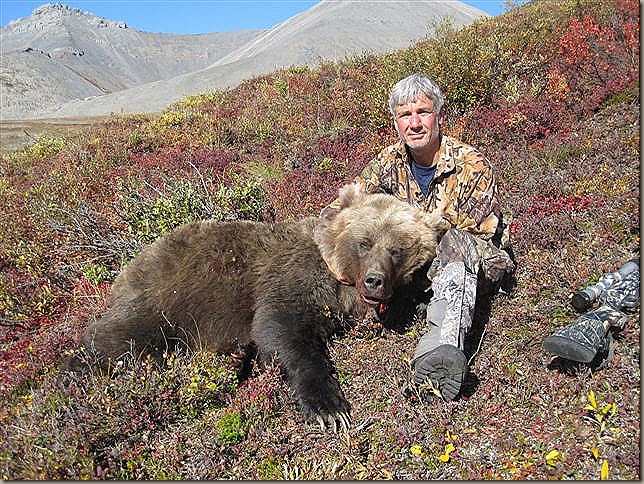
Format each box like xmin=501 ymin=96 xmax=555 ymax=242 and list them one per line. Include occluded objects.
xmin=571 ymin=258 xmax=639 ymax=312
xmin=542 ymin=305 xmax=628 ymax=363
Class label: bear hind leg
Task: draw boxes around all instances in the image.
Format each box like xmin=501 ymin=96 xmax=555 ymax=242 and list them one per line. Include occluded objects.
xmin=63 ymin=307 xmax=180 ymax=375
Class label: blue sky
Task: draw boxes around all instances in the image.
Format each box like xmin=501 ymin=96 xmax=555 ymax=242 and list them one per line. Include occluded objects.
xmin=1 ymin=1 xmax=506 ymax=34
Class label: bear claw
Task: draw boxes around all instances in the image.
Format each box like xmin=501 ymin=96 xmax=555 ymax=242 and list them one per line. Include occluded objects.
xmin=316 ymin=411 xmax=351 ymax=433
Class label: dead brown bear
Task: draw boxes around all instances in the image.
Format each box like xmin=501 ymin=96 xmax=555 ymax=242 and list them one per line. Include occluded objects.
xmin=66 ymin=183 xmax=447 ymax=431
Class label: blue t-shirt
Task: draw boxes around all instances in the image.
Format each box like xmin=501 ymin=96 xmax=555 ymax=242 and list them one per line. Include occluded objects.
xmin=411 ymin=160 xmax=437 ymax=196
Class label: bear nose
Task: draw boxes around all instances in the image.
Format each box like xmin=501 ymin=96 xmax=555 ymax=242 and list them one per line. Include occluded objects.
xmin=363 ymin=272 xmax=385 ymax=291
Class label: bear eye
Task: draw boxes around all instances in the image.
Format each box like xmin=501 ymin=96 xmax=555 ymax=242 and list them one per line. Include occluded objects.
xmin=358 ymin=240 xmax=372 ymax=252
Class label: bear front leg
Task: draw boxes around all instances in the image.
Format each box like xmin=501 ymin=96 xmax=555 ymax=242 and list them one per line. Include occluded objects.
xmin=251 ymin=308 xmax=351 ymax=432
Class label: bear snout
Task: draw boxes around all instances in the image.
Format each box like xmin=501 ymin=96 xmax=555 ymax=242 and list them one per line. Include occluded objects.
xmin=364 ymin=271 xmax=385 ymax=291
xmin=359 ymin=270 xmax=392 ymax=306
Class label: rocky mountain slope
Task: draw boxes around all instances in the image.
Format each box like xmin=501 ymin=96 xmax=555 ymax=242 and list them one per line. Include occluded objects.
xmin=1 ymin=1 xmax=487 ymax=119
xmin=0 ymin=3 xmax=262 ymax=118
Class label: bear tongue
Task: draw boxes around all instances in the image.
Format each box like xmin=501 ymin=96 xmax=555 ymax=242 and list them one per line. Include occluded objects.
xmin=360 ymin=294 xmax=389 ymax=313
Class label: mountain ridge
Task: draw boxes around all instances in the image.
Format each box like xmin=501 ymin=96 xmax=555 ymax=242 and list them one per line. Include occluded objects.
xmin=1 ymin=3 xmax=264 ymax=118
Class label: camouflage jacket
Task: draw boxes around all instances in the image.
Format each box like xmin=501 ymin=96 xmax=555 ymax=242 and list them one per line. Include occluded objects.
xmin=345 ymin=135 xmax=504 ymax=242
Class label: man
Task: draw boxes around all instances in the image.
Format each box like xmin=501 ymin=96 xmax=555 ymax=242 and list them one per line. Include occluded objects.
xmin=331 ymin=73 xmax=515 ymax=400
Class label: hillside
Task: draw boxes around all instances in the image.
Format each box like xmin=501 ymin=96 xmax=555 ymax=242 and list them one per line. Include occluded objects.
xmin=1 ymin=0 xmax=487 ymax=119
xmin=0 ymin=0 xmax=640 ymax=480
xmin=0 ymin=3 xmax=261 ymax=117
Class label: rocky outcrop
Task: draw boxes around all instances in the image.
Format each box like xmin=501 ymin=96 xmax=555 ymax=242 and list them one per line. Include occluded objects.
xmin=1 ymin=3 xmax=263 ymax=119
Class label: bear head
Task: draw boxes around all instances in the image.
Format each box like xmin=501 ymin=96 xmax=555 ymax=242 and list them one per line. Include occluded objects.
xmin=314 ymin=183 xmax=448 ymax=310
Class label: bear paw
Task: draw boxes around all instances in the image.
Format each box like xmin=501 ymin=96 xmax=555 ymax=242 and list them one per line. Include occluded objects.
xmin=297 ymin=383 xmax=352 ymax=433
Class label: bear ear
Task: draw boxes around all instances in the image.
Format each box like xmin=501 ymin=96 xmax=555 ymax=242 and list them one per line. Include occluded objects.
xmin=319 ymin=205 xmax=340 ymax=222
xmin=414 ymin=211 xmax=451 ymax=237
xmin=337 ymin=183 xmax=363 ymax=209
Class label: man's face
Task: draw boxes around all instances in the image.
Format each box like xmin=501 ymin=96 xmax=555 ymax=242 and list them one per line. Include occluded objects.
xmin=394 ymin=93 xmax=442 ymax=152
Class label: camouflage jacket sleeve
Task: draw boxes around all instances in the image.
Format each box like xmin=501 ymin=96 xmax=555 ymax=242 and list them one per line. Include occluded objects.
xmin=354 ymin=152 xmax=394 ymax=194
xmin=442 ymin=151 xmax=501 ymax=240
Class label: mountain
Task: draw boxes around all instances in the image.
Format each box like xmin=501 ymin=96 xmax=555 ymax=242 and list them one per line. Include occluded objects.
xmin=0 ymin=3 xmax=263 ymax=118
xmin=1 ymin=1 xmax=488 ymax=120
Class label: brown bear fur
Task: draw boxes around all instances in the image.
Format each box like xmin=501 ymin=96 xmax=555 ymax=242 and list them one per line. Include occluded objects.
xmin=67 ymin=184 xmax=447 ymax=429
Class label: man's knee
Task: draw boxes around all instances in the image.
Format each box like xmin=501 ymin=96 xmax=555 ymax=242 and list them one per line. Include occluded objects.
xmin=436 ymin=228 xmax=515 ymax=283
xmin=435 ymin=229 xmax=483 ymax=273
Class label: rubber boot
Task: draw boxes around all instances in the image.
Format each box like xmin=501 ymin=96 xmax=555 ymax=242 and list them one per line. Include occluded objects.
xmin=542 ymin=305 xmax=628 ymax=363
xmin=412 ymin=260 xmax=476 ymax=400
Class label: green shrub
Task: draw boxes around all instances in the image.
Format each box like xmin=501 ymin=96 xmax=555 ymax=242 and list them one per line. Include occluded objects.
xmin=176 ymin=90 xmax=226 ymax=111
xmin=257 ymin=456 xmax=285 ymax=479
xmin=176 ymin=351 xmax=238 ymax=419
xmin=215 ymin=411 xmax=248 ymax=445
xmin=81 ymin=263 xmax=111 ymax=284
xmin=118 ymin=179 xmax=215 ymax=245
xmin=28 ymin=135 xmax=67 ymax=158
xmin=153 ymin=110 xmax=190 ymax=129
xmin=215 ymin=174 xmax=267 ymax=221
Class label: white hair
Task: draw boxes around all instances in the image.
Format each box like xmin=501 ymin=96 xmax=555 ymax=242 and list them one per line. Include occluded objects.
xmin=388 ymin=73 xmax=445 ymax=117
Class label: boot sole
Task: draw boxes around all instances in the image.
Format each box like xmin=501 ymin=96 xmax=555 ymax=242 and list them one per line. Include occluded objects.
xmin=542 ymin=335 xmax=596 ymax=363
xmin=414 ymin=344 xmax=467 ymax=400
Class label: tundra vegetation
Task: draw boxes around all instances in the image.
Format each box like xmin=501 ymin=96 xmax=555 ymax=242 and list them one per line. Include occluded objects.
xmin=0 ymin=0 xmax=639 ymax=479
